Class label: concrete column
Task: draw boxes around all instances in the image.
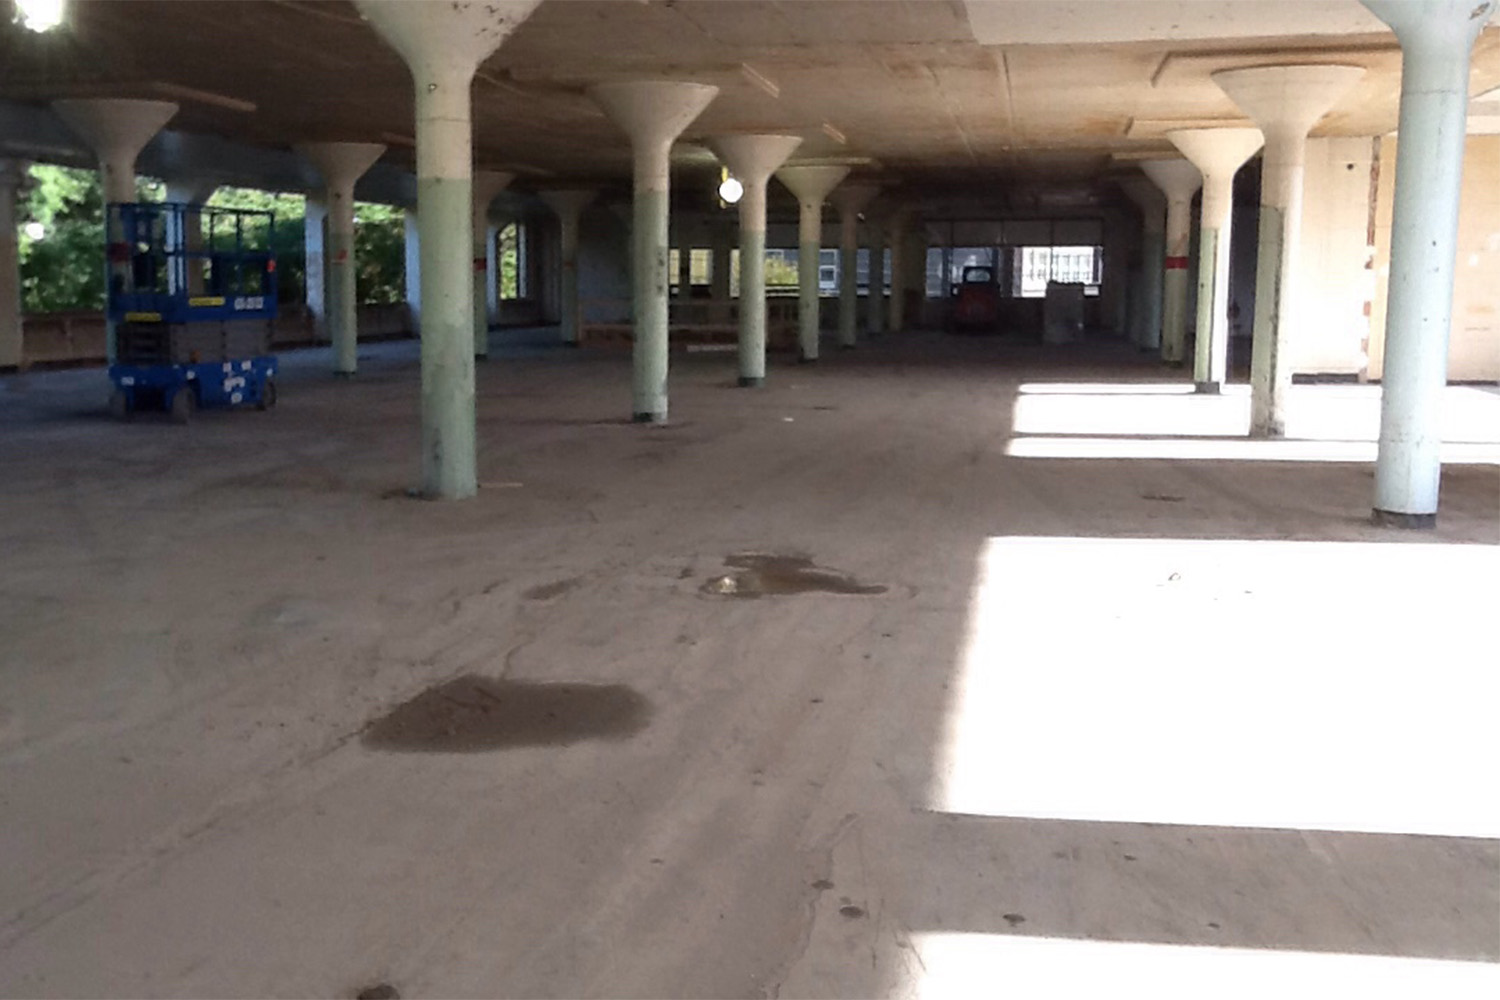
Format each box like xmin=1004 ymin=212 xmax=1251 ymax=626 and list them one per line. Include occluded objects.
xmin=403 ymin=205 xmax=420 ymax=334
xmin=1361 ymin=0 xmax=1493 ymax=526
xmin=707 ymin=134 xmax=802 ymax=387
xmin=1139 ymin=159 xmax=1201 ymax=364
xmin=356 ymin=0 xmax=543 ymax=499
xmin=830 ymin=183 xmax=879 ymax=349
xmin=539 ymin=189 xmax=596 ymax=346
xmin=887 ymin=207 xmax=910 ymax=333
xmin=1214 ymin=65 xmax=1364 ymax=435
xmin=471 ymin=169 xmax=514 ymax=360
xmin=163 ymin=179 xmax=217 ymax=297
xmin=1167 ymin=128 xmax=1263 ymax=394
xmin=0 ymin=159 xmax=24 ymax=372
xmin=303 ymin=195 xmax=329 ymax=340
xmin=675 ymin=229 xmax=693 ymax=302
xmin=51 ymin=98 xmax=178 ymax=364
xmin=589 ymin=81 xmax=719 ymax=422
xmin=709 ymin=222 xmax=732 ymax=324
xmin=774 ymin=164 xmax=849 ymax=362
xmin=1117 ymin=175 xmax=1166 ymax=350
xmin=867 ymin=219 xmax=886 ymax=336
xmin=296 ymin=142 xmax=385 ymax=376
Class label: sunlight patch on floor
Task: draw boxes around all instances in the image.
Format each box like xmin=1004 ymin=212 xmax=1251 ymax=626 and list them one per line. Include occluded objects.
xmin=908 ymin=933 xmax=1500 ymax=1000
xmin=1005 ymin=435 xmax=1500 ymax=462
xmin=932 ymin=537 xmax=1500 ymax=838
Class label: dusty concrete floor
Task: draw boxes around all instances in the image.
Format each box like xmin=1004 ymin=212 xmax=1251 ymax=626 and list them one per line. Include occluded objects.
xmin=1 ymin=332 xmax=1497 ymax=999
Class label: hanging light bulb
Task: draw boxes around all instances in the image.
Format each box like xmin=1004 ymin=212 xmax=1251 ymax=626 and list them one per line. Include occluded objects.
xmin=718 ymin=175 xmax=744 ymax=205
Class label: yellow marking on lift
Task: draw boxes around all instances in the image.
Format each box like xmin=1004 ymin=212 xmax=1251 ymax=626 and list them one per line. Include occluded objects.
xmin=124 ymin=312 xmax=162 ymax=322
xmin=188 ymin=296 xmax=225 ymax=307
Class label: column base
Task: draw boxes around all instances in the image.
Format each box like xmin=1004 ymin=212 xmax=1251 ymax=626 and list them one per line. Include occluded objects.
xmin=1194 ymin=381 xmax=1221 ymax=395
xmin=562 ymin=341 xmax=580 ymax=349
xmin=1372 ymin=508 xmax=1436 ymax=530
xmin=737 ymin=376 xmax=763 ymax=388
xmin=334 ymin=370 xmax=357 ymax=379
xmin=633 ymin=412 xmax=666 ymax=424
xmin=839 ymin=343 xmax=856 ymax=351
xmin=475 ymin=354 xmax=489 ymax=362
xmin=798 ymin=354 xmax=818 ymax=365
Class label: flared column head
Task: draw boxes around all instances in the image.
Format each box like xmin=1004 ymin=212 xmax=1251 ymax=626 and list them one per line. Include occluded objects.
xmin=1212 ymin=65 xmax=1365 ymax=139
xmin=1166 ymin=127 xmax=1263 ymax=179
xmin=296 ymin=141 xmax=386 ymax=192
xmin=706 ymin=134 xmax=803 ymax=187
xmin=539 ymin=188 xmax=598 ymax=223
xmin=355 ymin=0 xmax=542 ymax=80
xmin=830 ymin=182 xmax=881 ymax=218
xmin=1139 ymin=159 xmax=1201 ymax=203
xmin=774 ymin=163 xmax=851 ymax=206
xmin=588 ymin=81 xmax=720 ymax=149
xmin=473 ymin=169 xmax=516 ymax=219
xmin=52 ymin=98 xmax=178 ymax=168
xmin=1116 ymin=175 xmax=1166 ymax=229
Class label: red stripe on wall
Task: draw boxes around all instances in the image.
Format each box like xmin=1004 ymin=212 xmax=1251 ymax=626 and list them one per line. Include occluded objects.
xmin=1165 ymin=256 xmax=1190 ymax=270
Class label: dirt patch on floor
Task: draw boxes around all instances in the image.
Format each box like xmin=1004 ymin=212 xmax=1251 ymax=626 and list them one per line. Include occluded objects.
xmin=362 ymin=675 xmax=649 ymax=752
xmin=702 ymin=553 xmax=887 ymax=599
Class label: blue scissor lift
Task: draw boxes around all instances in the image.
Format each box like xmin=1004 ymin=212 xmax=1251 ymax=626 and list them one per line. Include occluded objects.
xmin=106 ymin=202 xmax=279 ymax=422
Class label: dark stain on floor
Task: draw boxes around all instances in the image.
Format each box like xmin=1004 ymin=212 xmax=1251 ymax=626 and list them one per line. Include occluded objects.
xmin=362 ymin=675 xmax=650 ymax=752
xmin=702 ymin=553 xmax=887 ymax=599
xmin=523 ymin=577 xmax=582 ymax=601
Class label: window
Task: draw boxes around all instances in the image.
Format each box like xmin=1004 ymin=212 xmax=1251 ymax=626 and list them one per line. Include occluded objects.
xmin=1015 ymin=245 xmax=1101 ymax=298
xmin=498 ymin=222 xmax=527 ymax=300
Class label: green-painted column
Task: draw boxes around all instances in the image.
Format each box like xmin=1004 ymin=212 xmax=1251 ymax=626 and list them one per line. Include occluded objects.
xmin=838 ymin=209 xmax=859 ymax=348
xmin=1191 ymin=224 xmax=1229 ymax=390
xmin=738 ymin=180 xmax=769 ymax=384
xmin=0 ymin=160 xmax=22 ymax=371
xmin=416 ymin=76 xmax=478 ymax=498
xmin=326 ymin=185 xmax=358 ymax=376
xmin=797 ymin=198 xmax=822 ymax=362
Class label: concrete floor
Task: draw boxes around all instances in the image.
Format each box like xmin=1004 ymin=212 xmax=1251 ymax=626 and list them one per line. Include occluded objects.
xmin=1 ymin=332 xmax=1497 ymax=999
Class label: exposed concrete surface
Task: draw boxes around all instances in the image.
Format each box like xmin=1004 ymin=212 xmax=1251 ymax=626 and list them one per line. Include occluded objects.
xmin=0 ymin=335 xmax=1496 ymax=998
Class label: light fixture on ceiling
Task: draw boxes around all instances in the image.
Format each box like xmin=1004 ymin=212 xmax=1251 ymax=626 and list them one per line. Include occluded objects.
xmin=14 ymin=0 xmax=66 ymax=32
xmin=718 ymin=167 xmax=743 ymax=205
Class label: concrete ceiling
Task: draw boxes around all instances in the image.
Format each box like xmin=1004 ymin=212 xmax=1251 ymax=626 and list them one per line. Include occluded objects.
xmin=0 ymin=0 xmax=1497 ymax=194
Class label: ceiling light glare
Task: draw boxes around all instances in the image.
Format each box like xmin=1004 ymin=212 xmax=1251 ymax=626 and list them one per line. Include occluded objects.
xmin=16 ymin=0 xmax=66 ymax=32
xmin=718 ymin=175 xmax=744 ymax=204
